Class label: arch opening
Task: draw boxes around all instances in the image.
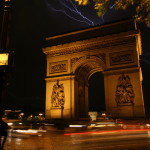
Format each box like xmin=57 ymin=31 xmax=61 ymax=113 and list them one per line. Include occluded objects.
xmin=88 ymin=72 xmax=105 ymax=113
xmin=74 ymin=60 xmax=105 ymax=119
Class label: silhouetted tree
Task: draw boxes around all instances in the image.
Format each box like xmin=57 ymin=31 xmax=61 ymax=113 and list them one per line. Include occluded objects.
xmin=75 ymin=0 xmax=150 ymax=27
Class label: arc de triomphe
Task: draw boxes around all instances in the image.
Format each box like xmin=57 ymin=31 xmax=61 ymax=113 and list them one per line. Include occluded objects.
xmin=43 ymin=19 xmax=145 ymax=119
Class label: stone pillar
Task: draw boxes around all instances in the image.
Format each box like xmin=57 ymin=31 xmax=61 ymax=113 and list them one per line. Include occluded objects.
xmin=74 ymin=78 xmax=89 ymax=119
xmin=104 ymin=67 xmax=145 ymax=118
xmin=45 ymin=75 xmax=75 ymax=119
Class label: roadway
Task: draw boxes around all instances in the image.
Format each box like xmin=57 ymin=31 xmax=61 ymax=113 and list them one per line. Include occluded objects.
xmin=3 ymin=127 xmax=150 ymax=150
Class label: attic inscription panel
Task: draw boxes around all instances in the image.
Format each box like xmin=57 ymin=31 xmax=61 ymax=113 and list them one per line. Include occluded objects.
xmin=110 ymin=50 xmax=134 ymax=66
xmin=49 ymin=60 xmax=68 ymax=74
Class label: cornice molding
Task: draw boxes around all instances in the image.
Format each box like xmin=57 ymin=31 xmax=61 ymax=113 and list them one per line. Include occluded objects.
xmin=43 ymin=30 xmax=138 ymax=57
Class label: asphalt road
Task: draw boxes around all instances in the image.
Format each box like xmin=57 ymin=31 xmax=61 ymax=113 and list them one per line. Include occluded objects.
xmin=3 ymin=127 xmax=150 ymax=150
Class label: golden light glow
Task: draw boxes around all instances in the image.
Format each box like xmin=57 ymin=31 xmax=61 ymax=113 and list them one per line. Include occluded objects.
xmin=0 ymin=53 xmax=9 ymax=65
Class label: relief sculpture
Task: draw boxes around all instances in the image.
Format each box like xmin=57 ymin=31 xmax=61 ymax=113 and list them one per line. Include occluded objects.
xmin=110 ymin=51 xmax=134 ymax=66
xmin=71 ymin=56 xmax=83 ymax=67
xmin=49 ymin=60 xmax=68 ymax=74
xmin=51 ymin=80 xmax=65 ymax=108
xmin=115 ymin=74 xmax=135 ymax=105
xmin=71 ymin=53 xmax=105 ymax=67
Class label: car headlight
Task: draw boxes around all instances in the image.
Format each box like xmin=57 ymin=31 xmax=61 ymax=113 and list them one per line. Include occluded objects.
xmin=7 ymin=122 xmax=13 ymax=126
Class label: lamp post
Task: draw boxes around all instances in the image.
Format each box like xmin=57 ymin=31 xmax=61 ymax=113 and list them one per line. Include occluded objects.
xmin=0 ymin=0 xmax=12 ymax=51
xmin=0 ymin=0 xmax=12 ymax=109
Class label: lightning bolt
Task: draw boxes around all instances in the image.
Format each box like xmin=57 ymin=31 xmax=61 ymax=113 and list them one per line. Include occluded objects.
xmin=61 ymin=0 xmax=94 ymax=25
xmin=44 ymin=0 xmax=121 ymax=27
xmin=140 ymin=53 xmax=150 ymax=65
xmin=101 ymin=13 xmax=106 ymax=24
xmin=140 ymin=59 xmax=150 ymax=65
xmin=109 ymin=0 xmax=121 ymax=10
xmin=110 ymin=4 xmax=116 ymax=10
xmin=45 ymin=0 xmax=95 ymax=26
xmin=141 ymin=53 xmax=150 ymax=56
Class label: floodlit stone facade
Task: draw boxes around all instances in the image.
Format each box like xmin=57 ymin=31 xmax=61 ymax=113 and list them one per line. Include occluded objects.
xmin=43 ymin=19 xmax=145 ymax=119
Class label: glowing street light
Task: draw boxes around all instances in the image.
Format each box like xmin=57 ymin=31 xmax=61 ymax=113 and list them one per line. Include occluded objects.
xmin=0 ymin=53 xmax=9 ymax=66
xmin=0 ymin=0 xmax=12 ymax=66
xmin=0 ymin=0 xmax=13 ymax=109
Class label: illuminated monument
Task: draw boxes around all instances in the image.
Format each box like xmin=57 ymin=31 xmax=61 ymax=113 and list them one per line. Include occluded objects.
xmin=43 ymin=19 xmax=145 ymax=119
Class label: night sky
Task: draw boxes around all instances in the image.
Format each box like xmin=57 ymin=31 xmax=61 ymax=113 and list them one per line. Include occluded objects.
xmin=1 ymin=0 xmax=150 ymax=115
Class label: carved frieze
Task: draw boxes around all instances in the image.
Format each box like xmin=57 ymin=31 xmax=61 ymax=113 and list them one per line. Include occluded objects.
xmin=71 ymin=56 xmax=84 ymax=67
xmin=115 ymin=74 xmax=135 ymax=105
xmin=110 ymin=50 xmax=134 ymax=66
xmin=71 ymin=53 xmax=106 ymax=67
xmin=51 ymin=80 xmax=65 ymax=108
xmin=44 ymin=36 xmax=135 ymax=57
xmin=49 ymin=60 xmax=68 ymax=74
xmin=96 ymin=53 xmax=106 ymax=63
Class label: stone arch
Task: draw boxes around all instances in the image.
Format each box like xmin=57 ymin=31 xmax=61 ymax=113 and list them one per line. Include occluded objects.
xmin=72 ymin=56 xmax=105 ymax=81
xmin=43 ymin=19 xmax=145 ymax=119
xmin=72 ymin=58 xmax=105 ymax=119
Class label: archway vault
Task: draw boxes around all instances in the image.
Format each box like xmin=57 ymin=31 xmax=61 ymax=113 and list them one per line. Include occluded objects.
xmin=73 ymin=57 xmax=105 ymax=83
xmin=73 ymin=58 xmax=105 ymax=119
xmin=43 ymin=19 xmax=145 ymax=119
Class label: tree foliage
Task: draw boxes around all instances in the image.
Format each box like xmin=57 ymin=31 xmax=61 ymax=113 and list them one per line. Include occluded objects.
xmin=75 ymin=0 xmax=150 ymax=27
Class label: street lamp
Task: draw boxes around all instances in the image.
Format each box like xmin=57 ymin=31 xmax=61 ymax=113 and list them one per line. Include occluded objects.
xmin=0 ymin=0 xmax=12 ymax=109
xmin=0 ymin=53 xmax=9 ymax=66
xmin=0 ymin=0 xmax=12 ymax=52
xmin=0 ymin=0 xmax=12 ymax=64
